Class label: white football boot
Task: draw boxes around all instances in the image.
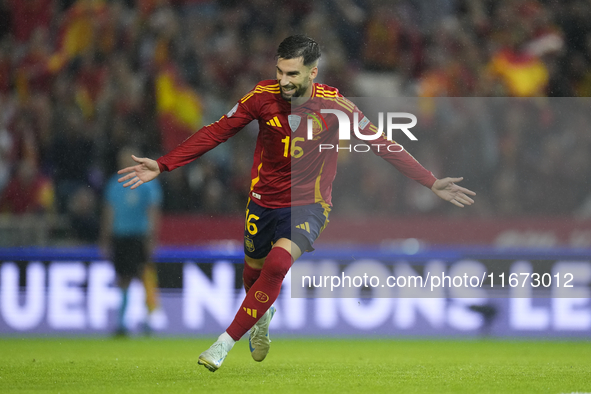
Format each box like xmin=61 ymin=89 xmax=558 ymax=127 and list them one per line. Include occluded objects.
xmin=249 ymin=306 xmax=276 ymax=362
xmin=198 ymin=340 xmax=233 ymax=372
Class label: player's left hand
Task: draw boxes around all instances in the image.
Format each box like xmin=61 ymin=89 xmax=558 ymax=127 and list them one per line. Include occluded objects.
xmin=431 ymin=177 xmax=476 ymax=208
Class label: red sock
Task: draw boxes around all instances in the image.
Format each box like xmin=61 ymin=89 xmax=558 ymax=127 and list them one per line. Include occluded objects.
xmin=226 ymin=247 xmax=293 ymax=340
xmin=242 ymin=260 xmax=262 ymax=293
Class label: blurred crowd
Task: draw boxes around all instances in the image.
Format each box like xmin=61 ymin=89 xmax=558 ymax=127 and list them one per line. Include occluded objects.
xmin=1 ymin=0 xmax=591 ymax=243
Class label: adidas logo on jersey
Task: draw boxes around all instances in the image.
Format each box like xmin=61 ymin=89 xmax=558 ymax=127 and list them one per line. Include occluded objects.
xmin=266 ymin=116 xmax=283 ymax=127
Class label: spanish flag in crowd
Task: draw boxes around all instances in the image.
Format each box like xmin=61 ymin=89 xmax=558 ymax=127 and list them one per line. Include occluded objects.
xmin=155 ymin=63 xmax=203 ymax=152
xmin=57 ymin=0 xmax=109 ymax=59
xmin=488 ymin=49 xmax=549 ymax=97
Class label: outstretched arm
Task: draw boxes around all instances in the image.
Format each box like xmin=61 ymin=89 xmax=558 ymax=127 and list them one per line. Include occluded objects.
xmin=431 ymin=177 xmax=476 ymax=207
xmin=118 ymin=155 xmax=161 ymax=189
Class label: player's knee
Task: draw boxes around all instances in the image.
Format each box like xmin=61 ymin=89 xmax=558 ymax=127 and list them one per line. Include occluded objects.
xmin=261 ymin=247 xmax=293 ymax=282
xmin=245 ymin=255 xmax=265 ymax=269
xmin=263 ymin=261 xmax=290 ymax=281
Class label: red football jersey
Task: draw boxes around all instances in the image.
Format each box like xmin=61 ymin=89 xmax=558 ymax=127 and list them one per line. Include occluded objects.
xmin=156 ymin=80 xmax=437 ymax=209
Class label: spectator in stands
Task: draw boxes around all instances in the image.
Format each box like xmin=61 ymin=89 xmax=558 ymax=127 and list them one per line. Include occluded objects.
xmin=68 ymin=185 xmax=99 ymax=242
xmin=49 ymin=108 xmax=95 ymax=212
xmin=0 ymin=158 xmax=54 ymax=214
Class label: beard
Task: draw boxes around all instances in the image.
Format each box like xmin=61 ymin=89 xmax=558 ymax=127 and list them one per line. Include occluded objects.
xmin=280 ymin=81 xmax=310 ymax=102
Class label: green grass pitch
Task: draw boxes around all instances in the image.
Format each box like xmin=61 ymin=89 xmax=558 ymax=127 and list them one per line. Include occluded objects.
xmin=0 ymin=337 xmax=589 ymax=393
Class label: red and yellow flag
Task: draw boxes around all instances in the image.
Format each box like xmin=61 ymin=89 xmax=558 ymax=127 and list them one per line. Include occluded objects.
xmin=155 ymin=64 xmax=203 ymax=152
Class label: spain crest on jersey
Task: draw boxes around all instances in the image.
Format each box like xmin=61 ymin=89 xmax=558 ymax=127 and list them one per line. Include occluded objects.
xmin=288 ymin=115 xmax=301 ymax=132
xmin=307 ymin=113 xmax=324 ymax=140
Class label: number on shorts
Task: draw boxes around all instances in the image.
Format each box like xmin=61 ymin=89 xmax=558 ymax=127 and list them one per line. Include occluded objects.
xmin=245 ymin=208 xmax=259 ymax=235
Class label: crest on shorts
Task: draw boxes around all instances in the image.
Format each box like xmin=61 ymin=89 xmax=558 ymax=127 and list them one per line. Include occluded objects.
xmin=288 ymin=115 xmax=301 ymax=132
xmin=245 ymin=236 xmax=255 ymax=253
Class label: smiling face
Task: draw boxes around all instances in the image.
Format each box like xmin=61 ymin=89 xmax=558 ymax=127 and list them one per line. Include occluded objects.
xmin=276 ymin=57 xmax=318 ymax=102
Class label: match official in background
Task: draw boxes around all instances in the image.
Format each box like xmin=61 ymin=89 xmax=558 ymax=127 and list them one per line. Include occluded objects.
xmin=100 ymin=147 xmax=163 ymax=336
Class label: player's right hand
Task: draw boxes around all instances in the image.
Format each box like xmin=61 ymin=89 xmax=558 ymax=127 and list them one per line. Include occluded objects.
xmin=118 ymin=155 xmax=161 ymax=189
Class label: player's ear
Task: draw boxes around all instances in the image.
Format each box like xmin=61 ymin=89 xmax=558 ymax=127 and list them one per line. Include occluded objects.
xmin=309 ymin=66 xmax=318 ymax=81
